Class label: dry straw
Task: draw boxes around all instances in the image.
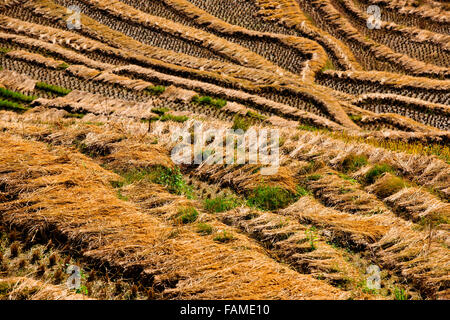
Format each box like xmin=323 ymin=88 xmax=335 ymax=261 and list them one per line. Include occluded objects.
xmin=0 ymin=277 xmax=89 ymax=300
xmin=256 ymin=0 xmax=362 ymax=71
xmin=0 ymin=134 xmax=346 ymax=299
xmin=301 ymin=0 xmax=450 ymax=78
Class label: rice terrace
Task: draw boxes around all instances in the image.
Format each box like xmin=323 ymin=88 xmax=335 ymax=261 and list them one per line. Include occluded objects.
xmin=0 ymin=0 xmax=448 ymax=303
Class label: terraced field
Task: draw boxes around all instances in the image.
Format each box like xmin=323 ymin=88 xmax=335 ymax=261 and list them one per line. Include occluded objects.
xmin=0 ymin=0 xmax=448 ymax=301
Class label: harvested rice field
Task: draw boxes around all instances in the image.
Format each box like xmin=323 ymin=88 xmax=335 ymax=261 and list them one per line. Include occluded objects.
xmin=0 ymin=0 xmax=448 ymax=303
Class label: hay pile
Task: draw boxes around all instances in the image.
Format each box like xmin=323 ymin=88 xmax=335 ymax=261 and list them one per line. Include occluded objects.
xmin=280 ymin=196 xmax=450 ymax=298
xmin=5 ymin=49 xmax=66 ymax=69
xmin=302 ymin=0 xmax=449 ymax=78
xmin=32 ymin=90 xmax=156 ymax=120
xmin=288 ymin=131 xmax=450 ymax=199
xmin=0 ymin=277 xmax=89 ymax=300
xmin=161 ymin=0 xmax=328 ymax=82
xmin=371 ymin=0 xmax=450 ymax=23
xmin=115 ymin=65 xmax=347 ymax=130
xmin=323 ymin=70 xmax=450 ymax=90
xmin=256 ymin=0 xmax=361 ymax=71
xmin=0 ymin=30 xmax=113 ymax=70
xmin=0 ymin=134 xmax=345 ymax=299
xmin=195 ymin=162 xmax=298 ymax=195
xmin=0 ymin=69 xmax=36 ymax=92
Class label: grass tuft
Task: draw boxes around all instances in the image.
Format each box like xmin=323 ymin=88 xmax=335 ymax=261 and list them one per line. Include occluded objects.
xmin=192 ymin=95 xmax=227 ymax=109
xmin=341 ymin=154 xmax=368 ymax=173
xmin=197 ymin=223 xmax=213 ymax=235
xmin=232 ymin=115 xmax=251 ymax=132
xmin=247 ymin=185 xmax=295 ymax=211
xmin=35 ymin=82 xmax=71 ymax=96
xmin=160 ymin=113 xmax=188 ymax=123
xmin=0 ymin=87 xmax=37 ymax=103
xmin=364 ymin=164 xmax=394 ymax=184
xmin=213 ymin=230 xmax=234 ymax=243
xmin=176 ymin=207 xmax=199 ymax=224
xmin=204 ymin=195 xmax=241 ymax=213
xmin=146 ymin=85 xmax=165 ymax=95
xmin=0 ymin=99 xmax=30 ymax=112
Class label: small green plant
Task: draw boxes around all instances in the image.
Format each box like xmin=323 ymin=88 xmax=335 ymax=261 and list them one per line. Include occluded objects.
xmin=232 ymin=115 xmax=251 ymax=132
xmin=393 ymin=287 xmax=407 ymax=300
xmin=64 ymin=112 xmax=84 ymax=119
xmin=320 ymin=59 xmax=335 ymax=72
xmin=192 ymin=95 xmax=227 ymax=109
xmin=305 ymin=226 xmax=318 ymax=250
xmin=197 ymin=223 xmax=213 ymax=235
xmin=85 ymin=121 xmax=105 ymax=126
xmin=338 ymin=173 xmax=357 ymax=184
xmin=0 ymin=87 xmax=37 ymax=102
xmin=153 ymin=167 xmax=193 ymax=198
xmin=204 ymin=195 xmax=241 ymax=213
xmin=176 ymin=207 xmax=199 ymax=224
xmin=57 ymin=62 xmax=70 ymax=70
xmin=247 ymin=185 xmax=295 ymax=211
xmin=0 ymin=47 xmax=12 ymax=54
xmin=296 ymin=186 xmax=311 ymax=197
xmin=147 ymin=85 xmax=165 ymax=95
xmin=0 ymin=99 xmax=30 ymax=112
xmin=151 ymin=107 xmax=169 ymax=116
xmin=116 ymin=190 xmax=129 ymax=201
xmin=159 ymin=113 xmax=188 ymax=123
xmin=307 ymin=174 xmax=322 ymax=181
xmin=298 ymin=124 xmax=320 ymax=132
xmin=35 ymin=82 xmax=71 ymax=95
xmin=364 ymin=163 xmax=394 ymax=184
xmin=339 ymin=187 xmax=353 ymax=194
xmin=113 ymin=166 xmax=193 ymax=198
xmin=213 ymin=230 xmax=234 ymax=243
xmin=349 ymin=114 xmax=362 ymax=123
xmin=246 ymin=110 xmax=266 ymax=121
xmin=341 ymin=154 xmax=368 ymax=173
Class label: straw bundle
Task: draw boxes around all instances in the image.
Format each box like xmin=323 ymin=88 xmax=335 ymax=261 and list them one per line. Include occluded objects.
xmin=0 ymin=277 xmax=89 ymax=300
xmin=94 ymin=71 xmax=153 ymax=91
xmin=0 ymin=31 xmax=113 ymax=70
xmin=161 ymin=0 xmax=328 ymax=81
xmin=5 ymin=49 xmax=66 ymax=69
xmin=323 ymin=69 xmax=450 ymax=90
xmin=32 ymin=90 xmax=156 ymax=120
xmin=288 ymin=131 xmax=450 ymax=199
xmin=302 ymin=0 xmax=450 ymax=78
xmin=280 ymin=196 xmax=450 ymax=298
xmin=371 ymin=0 xmax=450 ymax=23
xmin=114 ymin=65 xmax=349 ymax=130
xmin=338 ymin=0 xmax=450 ymax=50
xmin=256 ymin=0 xmax=362 ymax=71
xmin=0 ymin=134 xmax=346 ymax=299
xmin=66 ymin=65 xmax=101 ymax=80
xmin=0 ymin=69 xmax=36 ymax=92
xmin=159 ymin=85 xmax=197 ymax=103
